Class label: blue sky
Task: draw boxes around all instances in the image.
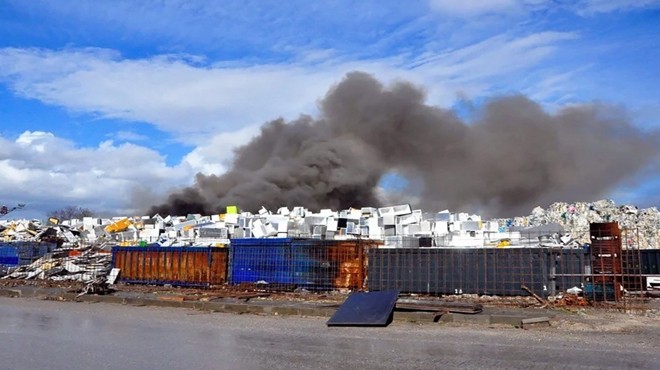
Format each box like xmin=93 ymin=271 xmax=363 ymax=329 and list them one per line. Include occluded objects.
xmin=0 ymin=0 xmax=659 ymax=219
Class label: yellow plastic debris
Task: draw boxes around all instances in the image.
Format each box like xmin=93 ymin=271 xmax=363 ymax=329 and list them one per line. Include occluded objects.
xmin=40 ymin=262 xmax=57 ymax=271
xmin=496 ymin=239 xmax=511 ymax=248
xmin=226 ymin=205 xmax=238 ymax=214
xmin=104 ymin=218 xmax=132 ymax=233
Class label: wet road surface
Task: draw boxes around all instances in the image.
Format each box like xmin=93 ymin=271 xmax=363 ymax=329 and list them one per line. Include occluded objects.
xmin=1 ymin=297 xmax=658 ymax=369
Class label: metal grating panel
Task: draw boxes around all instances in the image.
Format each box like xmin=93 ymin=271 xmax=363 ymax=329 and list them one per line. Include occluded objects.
xmin=367 ymin=248 xmax=554 ymax=296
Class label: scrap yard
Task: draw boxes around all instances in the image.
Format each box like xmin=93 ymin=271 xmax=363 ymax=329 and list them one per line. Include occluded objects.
xmin=1 ymin=199 xmax=659 ymax=315
xmin=3 ymin=2 xmax=660 ymax=369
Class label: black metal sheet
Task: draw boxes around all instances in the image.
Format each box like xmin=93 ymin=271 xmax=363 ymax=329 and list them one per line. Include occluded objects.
xmin=326 ymin=290 xmax=399 ymax=327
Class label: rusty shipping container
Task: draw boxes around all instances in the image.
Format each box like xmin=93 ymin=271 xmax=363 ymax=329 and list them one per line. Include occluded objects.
xmin=111 ymin=246 xmax=228 ymax=287
xmin=587 ymin=222 xmax=623 ymax=300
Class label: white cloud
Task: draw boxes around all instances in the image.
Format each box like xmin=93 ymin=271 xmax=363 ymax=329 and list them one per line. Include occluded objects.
xmin=0 ymin=31 xmax=581 ymax=216
xmin=428 ymin=0 xmax=549 ymax=17
xmin=15 ymin=131 xmax=55 ymax=152
xmin=182 ymin=124 xmax=261 ymax=175
xmin=114 ymin=130 xmax=148 ymax=142
xmin=0 ymin=31 xmax=576 ymax=142
xmin=405 ymin=31 xmax=579 ymax=105
xmin=0 ymin=47 xmax=343 ymax=140
xmin=0 ymin=125 xmax=265 ymax=216
xmin=574 ymin=0 xmax=660 ymax=15
xmin=428 ymin=0 xmax=660 ymax=17
xmin=521 ymin=65 xmax=594 ymax=109
xmin=0 ymin=131 xmax=193 ymax=215
xmin=410 ymin=32 xmax=578 ymax=80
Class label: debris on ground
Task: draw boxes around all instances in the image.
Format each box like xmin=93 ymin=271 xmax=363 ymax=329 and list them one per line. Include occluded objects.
xmin=76 ymin=276 xmax=113 ymax=298
xmin=553 ymin=294 xmax=590 ymax=308
xmin=521 ymin=284 xmax=548 ymax=308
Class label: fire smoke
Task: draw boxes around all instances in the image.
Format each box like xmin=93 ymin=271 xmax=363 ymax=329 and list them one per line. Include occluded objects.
xmin=149 ymin=72 xmax=658 ymax=217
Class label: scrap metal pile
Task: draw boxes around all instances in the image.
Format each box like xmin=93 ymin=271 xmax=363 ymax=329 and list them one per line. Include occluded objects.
xmin=1 ymin=199 xmax=658 ymax=285
xmin=0 ymin=204 xmax=501 ymax=249
xmin=1 ymin=218 xmax=113 ymax=283
xmin=500 ymin=199 xmax=660 ymax=248
xmin=3 ymin=249 xmax=112 ymax=282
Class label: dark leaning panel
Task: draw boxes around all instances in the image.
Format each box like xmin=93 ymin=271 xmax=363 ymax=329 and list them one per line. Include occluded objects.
xmin=327 ymin=290 xmax=399 ymax=327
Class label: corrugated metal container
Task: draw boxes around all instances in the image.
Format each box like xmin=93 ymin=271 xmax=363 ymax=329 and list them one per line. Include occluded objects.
xmin=368 ymin=248 xmax=587 ymax=297
xmin=589 ymin=222 xmax=622 ymax=275
xmin=638 ymin=249 xmax=660 ymax=275
xmin=621 ymin=249 xmax=643 ymax=291
xmin=229 ymin=238 xmax=376 ymax=290
xmin=621 ymin=249 xmax=660 ymax=291
xmin=549 ymin=248 xmax=588 ymax=294
xmin=111 ymin=246 xmax=228 ymax=287
xmin=588 ymin=222 xmax=623 ymax=300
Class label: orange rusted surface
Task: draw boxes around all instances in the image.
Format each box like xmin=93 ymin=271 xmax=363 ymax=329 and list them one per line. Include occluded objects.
xmin=112 ymin=247 xmax=228 ymax=286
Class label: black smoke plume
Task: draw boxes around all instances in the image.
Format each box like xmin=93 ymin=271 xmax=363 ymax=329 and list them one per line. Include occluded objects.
xmin=149 ymin=72 xmax=658 ymax=217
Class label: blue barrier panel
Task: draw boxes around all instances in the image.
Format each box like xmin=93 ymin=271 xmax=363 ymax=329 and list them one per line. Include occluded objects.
xmin=290 ymin=239 xmax=365 ymax=289
xmin=229 ymin=238 xmax=294 ymax=285
xmin=229 ymin=238 xmax=372 ymax=290
xmin=0 ymin=242 xmax=55 ymax=267
xmin=0 ymin=256 xmax=19 ymax=265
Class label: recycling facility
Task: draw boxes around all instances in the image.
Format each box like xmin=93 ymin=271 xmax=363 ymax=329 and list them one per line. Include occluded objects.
xmin=1 ymin=199 xmax=659 ymax=306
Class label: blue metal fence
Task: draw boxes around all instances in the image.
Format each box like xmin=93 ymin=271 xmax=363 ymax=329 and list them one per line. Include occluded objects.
xmin=228 ymin=238 xmax=372 ymax=290
xmin=0 ymin=242 xmax=56 ymax=267
xmin=229 ymin=238 xmax=294 ymax=285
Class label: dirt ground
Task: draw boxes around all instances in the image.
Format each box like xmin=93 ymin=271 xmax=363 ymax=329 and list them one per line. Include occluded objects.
xmin=3 ymin=278 xmax=659 ymax=334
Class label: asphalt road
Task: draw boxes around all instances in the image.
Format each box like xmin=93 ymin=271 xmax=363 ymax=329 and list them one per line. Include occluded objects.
xmin=0 ymin=297 xmax=658 ymax=370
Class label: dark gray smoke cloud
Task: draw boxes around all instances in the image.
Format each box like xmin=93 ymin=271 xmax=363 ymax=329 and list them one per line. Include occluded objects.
xmin=149 ymin=72 xmax=658 ymax=217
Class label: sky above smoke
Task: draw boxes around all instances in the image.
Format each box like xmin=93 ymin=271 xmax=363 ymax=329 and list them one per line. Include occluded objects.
xmin=150 ymin=72 xmax=658 ymax=217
